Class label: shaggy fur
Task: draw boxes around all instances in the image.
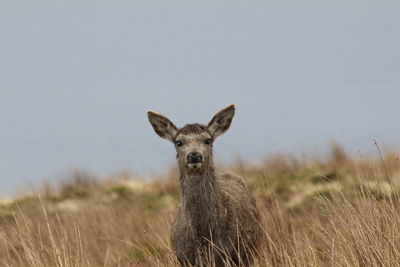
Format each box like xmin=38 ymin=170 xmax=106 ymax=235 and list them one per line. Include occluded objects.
xmin=148 ymin=105 xmax=262 ymax=266
xmin=172 ymin=169 xmax=262 ymax=266
xmin=178 ymin=124 xmax=211 ymax=137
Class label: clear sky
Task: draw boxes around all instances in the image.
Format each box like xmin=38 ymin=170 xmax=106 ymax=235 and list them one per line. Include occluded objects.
xmin=1 ymin=1 xmax=400 ymax=195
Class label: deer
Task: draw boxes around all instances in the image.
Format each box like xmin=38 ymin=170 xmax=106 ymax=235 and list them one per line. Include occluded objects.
xmin=147 ymin=104 xmax=262 ymax=266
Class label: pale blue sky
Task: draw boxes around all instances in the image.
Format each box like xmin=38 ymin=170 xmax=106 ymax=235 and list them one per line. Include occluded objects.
xmin=1 ymin=1 xmax=400 ymax=195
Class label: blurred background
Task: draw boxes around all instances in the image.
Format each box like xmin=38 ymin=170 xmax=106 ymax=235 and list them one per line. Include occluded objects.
xmin=1 ymin=1 xmax=399 ymax=196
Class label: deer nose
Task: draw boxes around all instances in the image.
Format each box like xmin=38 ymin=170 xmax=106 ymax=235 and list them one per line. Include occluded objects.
xmin=187 ymin=152 xmax=202 ymax=164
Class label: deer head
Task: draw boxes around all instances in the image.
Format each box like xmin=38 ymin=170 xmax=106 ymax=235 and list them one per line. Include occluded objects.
xmin=148 ymin=104 xmax=235 ymax=174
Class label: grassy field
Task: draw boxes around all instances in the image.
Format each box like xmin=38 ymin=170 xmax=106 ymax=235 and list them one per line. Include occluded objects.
xmin=1 ymin=144 xmax=400 ymax=266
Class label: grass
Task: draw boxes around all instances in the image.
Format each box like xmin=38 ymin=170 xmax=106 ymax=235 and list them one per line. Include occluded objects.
xmin=1 ymin=144 xmax=400 ymax=266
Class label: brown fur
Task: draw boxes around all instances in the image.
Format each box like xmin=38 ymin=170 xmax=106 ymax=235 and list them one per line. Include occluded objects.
xmin=148 ymin=105 xmax=262 ymax=266
xmin=178 ymin=124 xmax=211 ymax=137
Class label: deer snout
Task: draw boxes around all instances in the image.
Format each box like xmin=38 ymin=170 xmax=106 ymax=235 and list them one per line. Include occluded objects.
xmin=187 ymin=152 xmax=202 ymax=164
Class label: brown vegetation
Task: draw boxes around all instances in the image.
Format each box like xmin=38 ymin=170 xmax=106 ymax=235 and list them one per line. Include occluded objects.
xmin=1 ymin=145 xmax=400 ymax=266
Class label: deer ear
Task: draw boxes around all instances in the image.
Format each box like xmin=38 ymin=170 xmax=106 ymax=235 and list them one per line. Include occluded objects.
xmin=147 ymin=111 xmax=178 ymax=142
xmin=208 ymin=104 xmax=235 ymax=138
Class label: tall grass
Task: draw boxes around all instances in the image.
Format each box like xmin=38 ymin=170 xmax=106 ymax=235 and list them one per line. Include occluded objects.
xmin=1 ymin=145 xmax=400 ymax=266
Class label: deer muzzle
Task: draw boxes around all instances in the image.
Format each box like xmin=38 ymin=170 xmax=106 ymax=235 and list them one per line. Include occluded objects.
xmin=187 ymin=152 xmax=203 ymax=164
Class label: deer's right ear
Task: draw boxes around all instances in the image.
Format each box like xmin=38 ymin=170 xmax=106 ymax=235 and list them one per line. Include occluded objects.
xmin=147 ymin=111 xmax=178 ymax=142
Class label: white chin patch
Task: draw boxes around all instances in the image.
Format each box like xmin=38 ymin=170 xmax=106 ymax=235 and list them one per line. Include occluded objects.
xmin=187 ymin=163 xmax=202 ymax=169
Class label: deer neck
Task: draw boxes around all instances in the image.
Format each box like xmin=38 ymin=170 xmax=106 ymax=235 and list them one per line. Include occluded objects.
xmin=180 ymin=166 xmax=220 ymax=238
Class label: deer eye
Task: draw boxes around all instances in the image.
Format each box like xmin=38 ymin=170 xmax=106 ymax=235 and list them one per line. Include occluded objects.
xmin=205 ymin=138 xmax=213 ymax=145
xmin=175 ymin=140 xmax=183 ymax=147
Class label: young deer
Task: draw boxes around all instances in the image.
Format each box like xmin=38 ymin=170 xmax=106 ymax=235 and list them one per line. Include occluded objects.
xmin=148 ymin=104 xmax=262 ymax=266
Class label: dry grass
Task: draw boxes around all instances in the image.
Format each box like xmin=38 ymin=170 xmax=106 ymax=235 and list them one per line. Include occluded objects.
xmin=1 ymin=145 xmax=400 ymax=266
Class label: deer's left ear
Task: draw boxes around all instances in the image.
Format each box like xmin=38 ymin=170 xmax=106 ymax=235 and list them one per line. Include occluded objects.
xmin=208 ymin=104 xmax=235 ymax=138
